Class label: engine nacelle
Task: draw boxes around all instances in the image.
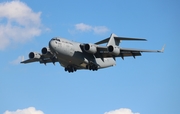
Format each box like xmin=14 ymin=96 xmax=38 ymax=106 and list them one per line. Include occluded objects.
xmin=84 ymin=44 xmax=97 ymax=54
xmin=41 ymin=47 xmax=51 ymax=55
xmin=107 ymin=45 xmax=120 ymax=56
xmin=29 ymin=52 xmax=41 ymax=59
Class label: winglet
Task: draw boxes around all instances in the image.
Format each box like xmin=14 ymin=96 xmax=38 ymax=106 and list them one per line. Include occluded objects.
xmin=21 ymin=56 xmax=24 ymax=62
xmin=158 ymin=44 xmax=166 ymax=53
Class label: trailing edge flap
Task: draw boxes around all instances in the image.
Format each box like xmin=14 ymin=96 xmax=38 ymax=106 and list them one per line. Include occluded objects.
xmin=95 ymin=33 xmax=147 ymax=45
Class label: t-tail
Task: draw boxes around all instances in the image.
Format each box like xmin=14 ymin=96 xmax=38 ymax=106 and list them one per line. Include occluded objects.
xmin=107 ymin=33 xmax=147 ymax=46
xmin=95 ymin=33 xmax=147 ymax=46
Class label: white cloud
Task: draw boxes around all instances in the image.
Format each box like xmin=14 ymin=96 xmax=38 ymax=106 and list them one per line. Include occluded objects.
xmin=3 ymin=107 xmax=139 ymax=114
xmin=104 ymin=108 xmax=140 ymax=114
xmin=72 ymin=23 xmax=109 ymax=34
xmin=4 ymin=107 xmax=44 ymax=114
xmin=75 ymin=23 xmax=92 ymax=31
xmin=93 ymin=26 xmax=109 ymax=34
xmin=0 ymin=0 xmax=43 ymax=50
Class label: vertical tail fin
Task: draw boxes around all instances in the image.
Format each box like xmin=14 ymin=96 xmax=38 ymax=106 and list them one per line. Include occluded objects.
xmin=107 ymin=33 xmax=120 ymax=46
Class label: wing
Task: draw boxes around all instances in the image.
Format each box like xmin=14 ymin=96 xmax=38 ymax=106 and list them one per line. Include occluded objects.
xmin=94 ymin=45 xmax=164 ymax=59
xmin=21 ymin=52 xmax=58 ymax=64
xmin=21 ymin=58 xmax=39 ymax=63
xmin=119 ymin=47 xmax=163 ymax=59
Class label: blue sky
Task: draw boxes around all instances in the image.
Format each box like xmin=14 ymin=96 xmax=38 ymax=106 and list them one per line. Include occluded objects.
xmin=0 ymin=0 xmax=179 ymax=114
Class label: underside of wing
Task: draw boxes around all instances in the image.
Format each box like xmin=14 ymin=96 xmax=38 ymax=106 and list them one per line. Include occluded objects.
xmin=21 ymin=58 xmax=39 ymax=63
xmin=94 ymin=48 xmax=141 ymax=59
xmin=94 ymin=46 xmax=162 ymax=59
xmin=120 ymin=48 xmax=162 ymax=53
xmin=21 ymin=51 xmax=58 ymax=64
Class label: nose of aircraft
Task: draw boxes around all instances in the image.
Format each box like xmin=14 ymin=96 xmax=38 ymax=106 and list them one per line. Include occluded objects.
xmin=49 ymin=39 xmax=55 ymax=51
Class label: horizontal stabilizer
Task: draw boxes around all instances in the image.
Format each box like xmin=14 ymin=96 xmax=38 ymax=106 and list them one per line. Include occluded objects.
xmin=114 ymin=37 xmax=147 ymax=41
xmin=95 ymin=35 xmax=147 ymax=45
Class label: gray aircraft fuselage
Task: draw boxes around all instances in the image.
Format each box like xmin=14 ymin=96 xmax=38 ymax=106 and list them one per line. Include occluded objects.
xmin=49 ymin=37 xmax=116 ymax=69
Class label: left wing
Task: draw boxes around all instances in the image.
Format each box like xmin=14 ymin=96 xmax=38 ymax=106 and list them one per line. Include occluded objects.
xmin=94 ymin=45 xmax=165 ymax=59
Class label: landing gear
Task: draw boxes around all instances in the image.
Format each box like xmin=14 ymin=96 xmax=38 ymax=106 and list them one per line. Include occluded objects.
xmin=86 ymin=64 xmax=98 ymax=71
xmin=64 ymin=66 xmax=77 ymax=73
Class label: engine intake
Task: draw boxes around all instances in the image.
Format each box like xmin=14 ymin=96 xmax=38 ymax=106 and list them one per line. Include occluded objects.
xmin=84 ymin=44 xmax=97 ymax=54
xmin=41 ymin=47 xmax=51 ymax=55
xmin=107 ymin=45 xmax=120 ymax=56
xmin=29 ymin=52 xmax=41 ymax=59
xmin=84 ymin=44 xmax=90 ymax=50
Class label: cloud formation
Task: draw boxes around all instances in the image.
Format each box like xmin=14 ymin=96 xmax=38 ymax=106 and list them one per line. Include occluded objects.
xmin=70 ymin=23 xmax=109 ymax=34
xmin=3 ymin=107 xmax=139 ymax=114
xmin=0 ymin=0 xmax=43 ymax=50
xmin=4 ymin=107 xmax=44 ymax=114
xmin=104 ymin=108 xmax=140 ymax=114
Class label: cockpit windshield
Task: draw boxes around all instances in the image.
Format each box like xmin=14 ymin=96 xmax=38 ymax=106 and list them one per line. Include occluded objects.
xmin=51 ymin=38 xmax=60 ymax=42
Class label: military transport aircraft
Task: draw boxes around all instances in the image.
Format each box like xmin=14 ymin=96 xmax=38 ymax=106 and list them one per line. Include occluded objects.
xmin=21 ymin=33 xmax=164 ymax=73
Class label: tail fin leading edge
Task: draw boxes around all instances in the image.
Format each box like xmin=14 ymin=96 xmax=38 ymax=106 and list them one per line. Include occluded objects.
xmin=107 ymin=33 xmax=119 ymax=46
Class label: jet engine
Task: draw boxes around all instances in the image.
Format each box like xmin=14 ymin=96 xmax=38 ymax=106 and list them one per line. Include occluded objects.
xmin=107 ymin=45 xmax=120 ymax=56
xmin=29 ymin=52 xmax=41 ymax=59
xmin=84 ymin=44 xmax=97 ymax=54
xmin=41 ymin=47 xmax=51 ymax=55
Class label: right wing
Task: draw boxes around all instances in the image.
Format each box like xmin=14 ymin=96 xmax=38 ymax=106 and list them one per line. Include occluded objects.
xmin=21 ymin=52 xmax=58 ymax=64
